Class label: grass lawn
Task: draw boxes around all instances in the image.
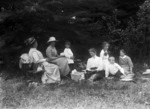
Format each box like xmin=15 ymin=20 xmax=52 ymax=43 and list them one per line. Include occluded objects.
xmin=1 ymin=65 xmax=150 ymax=109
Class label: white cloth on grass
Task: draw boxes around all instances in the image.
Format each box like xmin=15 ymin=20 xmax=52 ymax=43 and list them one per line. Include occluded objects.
xmin=20 ymin=53 xmax=30 ymax=64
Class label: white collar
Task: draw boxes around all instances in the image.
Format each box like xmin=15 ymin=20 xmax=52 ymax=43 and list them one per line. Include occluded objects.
xmin=103 ymin=49 xmax=108 ymax=52
xmin=92 ymin=55 xmax=98 ymax=59
xmin=121 ymin=55 xmax=127 ymax=58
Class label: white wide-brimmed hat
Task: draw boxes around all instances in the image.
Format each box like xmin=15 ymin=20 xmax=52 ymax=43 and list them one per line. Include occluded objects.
xmin=143 ymin=69 xmax=150 ymax=75
xmin=47 ymin=36 xmax=58 ymax=43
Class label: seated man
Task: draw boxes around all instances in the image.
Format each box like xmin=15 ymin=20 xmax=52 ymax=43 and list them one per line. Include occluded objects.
xmin=105 ymin=56 xmax=126 ymax=79
xmin=85 ymin=48 xmax=105 ymax=81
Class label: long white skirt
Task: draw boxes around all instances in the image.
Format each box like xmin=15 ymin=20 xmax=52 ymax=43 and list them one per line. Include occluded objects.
xmin=41 ymin=62 xmax=61 ymax=84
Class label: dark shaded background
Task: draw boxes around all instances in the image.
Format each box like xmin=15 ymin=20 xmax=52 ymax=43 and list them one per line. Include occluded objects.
xmin=0 ymin=0 xmax=149 ymax=70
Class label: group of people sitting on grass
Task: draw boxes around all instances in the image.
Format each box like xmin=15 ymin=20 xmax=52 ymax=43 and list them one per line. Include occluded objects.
xmin=86 ymin=46 xmax=134 ymax=82
xmin=19 ymin=36 xmax=134 ymax=84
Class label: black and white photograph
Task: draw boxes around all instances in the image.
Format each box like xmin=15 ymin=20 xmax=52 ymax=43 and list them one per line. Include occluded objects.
xmin=0 ymin=0 xmax=150 ymax=109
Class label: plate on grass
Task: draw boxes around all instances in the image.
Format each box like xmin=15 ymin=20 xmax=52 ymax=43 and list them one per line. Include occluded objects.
xmin=121 ymin=78 xmax=133 ymax=82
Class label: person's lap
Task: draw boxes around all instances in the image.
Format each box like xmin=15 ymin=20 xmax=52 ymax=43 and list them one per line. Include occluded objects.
xmin=109 ymin=71 xmax=123 ymax=79
xmin=85 ymin=70 xmax=105 ymax=81
xmin=51 ymin=57 xmax=70 ymax=76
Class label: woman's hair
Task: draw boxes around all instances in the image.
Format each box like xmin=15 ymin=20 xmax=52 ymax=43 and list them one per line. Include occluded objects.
xmin=120 ymin=49 xmax=126 ymax=54
xmin=89 ymin=48 xmax=97 ymax=54
xmin=65 ymin=41 xmax=71 ymax=45
xmin=102 ymin=41 xmax=109 ymax=48
xmin=30 ymin=41 xmax=37 ymax=48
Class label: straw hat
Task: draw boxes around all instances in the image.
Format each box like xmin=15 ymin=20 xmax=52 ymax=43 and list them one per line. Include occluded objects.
xmin=24 ymin=37 xmax=36 ymax=45
xmin=47 ymin=36 xmax=58 ymax=43
xmin=143 ymin=69 xmax=150 ymax=75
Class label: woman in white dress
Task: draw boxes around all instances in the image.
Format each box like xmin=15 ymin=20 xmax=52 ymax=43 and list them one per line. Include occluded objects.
xmin=26 ymin=37 xmax=61 ymax=84
xmin=100 ymin=42 xmax=110 ymax=69
xmin=86 ymin=48 xmax=105 ymax=81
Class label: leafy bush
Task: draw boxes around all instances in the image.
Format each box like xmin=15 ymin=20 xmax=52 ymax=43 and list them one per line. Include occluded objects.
xmin=0 ymin=0 xmax=147 ymax=65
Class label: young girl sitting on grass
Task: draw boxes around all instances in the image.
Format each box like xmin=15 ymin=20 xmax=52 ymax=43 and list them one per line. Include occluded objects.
xmin=105 ymin=56 xmax=126 ymax=79
xmin=119 ymin=49 xmax=134 ymax=76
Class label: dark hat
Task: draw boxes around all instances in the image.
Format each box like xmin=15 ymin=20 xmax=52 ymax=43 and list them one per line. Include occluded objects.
xmin=24 ymin=37 xmax=36 ymax=45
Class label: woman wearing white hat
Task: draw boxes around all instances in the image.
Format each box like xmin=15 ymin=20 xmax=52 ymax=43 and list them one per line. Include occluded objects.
xmin=46 ymin=36 xmax=70 ymax=77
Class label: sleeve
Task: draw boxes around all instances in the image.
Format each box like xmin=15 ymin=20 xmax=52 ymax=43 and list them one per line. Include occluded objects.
xmin=127 ymin=56 xmax=133 ymax=68
xmin=97 ymin=57 xmax=104 ymax=71
xmin=86 ymin=59 xmax=91 ymax=71
xmin=116 ymin=63 xmax=125 ymax=75
xmin=105 ymin=64 xmax=109 ymax=78
xmin=100 ymin=50 xmax=104 ymax=58
xmin=32 ymin=52 xmax=40 ymax=62
xmin=46 ymin=47 xmax=52 ymax=59
xmin=118 ymin=57 xmax=121 ymax=65
xmin=64 ymin=49 xmax=71 ymax=58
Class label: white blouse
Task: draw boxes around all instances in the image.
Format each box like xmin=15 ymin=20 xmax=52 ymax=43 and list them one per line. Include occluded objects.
xmin=64 ymin=48 xmax=74 ymax=64
xmin=100 ymin=49 xmax=109 ymax=60
xmin=86 ymin=55 xmax=103 ymax=71
xmin=28 ymin=48 xmax=44 ymax=64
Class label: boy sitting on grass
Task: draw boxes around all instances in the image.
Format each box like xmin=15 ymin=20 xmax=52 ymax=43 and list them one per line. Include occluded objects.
xmin=105 ymin=56 xmax=126 ymax=79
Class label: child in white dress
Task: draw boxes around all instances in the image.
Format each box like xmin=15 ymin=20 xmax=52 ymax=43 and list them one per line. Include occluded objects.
xmin=100 ymin=42 xmax=110 ymax=69
xmin=62 ymin=41 xmax=74 ymax=70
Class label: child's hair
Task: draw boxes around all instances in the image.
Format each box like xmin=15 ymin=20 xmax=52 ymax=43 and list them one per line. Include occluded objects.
xmin=102 ymin=41 xmax=110 ymax=49
xmin=89 ymin=48 xmax=97 ymax=54
xmin=65 ymin=41 xmax=71 ymax=46
xmin=120 ymin=49 xmax=126 ymax=54
xmin=109 ymin=56 xmax=115 ymax=61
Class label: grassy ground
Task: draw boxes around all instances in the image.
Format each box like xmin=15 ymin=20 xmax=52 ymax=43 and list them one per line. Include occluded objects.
xmin=1 ymin=64 xmax=150 ymax=109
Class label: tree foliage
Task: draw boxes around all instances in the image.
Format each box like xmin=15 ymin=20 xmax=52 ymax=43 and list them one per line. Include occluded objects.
xmin=0 ymin=0 xmax=147 ymax=66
